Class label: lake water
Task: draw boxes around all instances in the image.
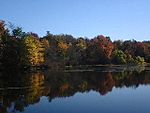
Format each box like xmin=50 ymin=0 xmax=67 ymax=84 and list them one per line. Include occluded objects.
xmin=0 ymin=66 xmax=150 ymax=113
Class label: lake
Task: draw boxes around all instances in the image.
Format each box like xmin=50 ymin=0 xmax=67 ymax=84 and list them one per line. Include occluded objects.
xmin=0 ymin=66 xmax=150 ymax=113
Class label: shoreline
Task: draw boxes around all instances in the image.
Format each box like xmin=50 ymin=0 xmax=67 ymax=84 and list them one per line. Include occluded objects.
xmin=0 ymin=63 xmax=149 ymax=73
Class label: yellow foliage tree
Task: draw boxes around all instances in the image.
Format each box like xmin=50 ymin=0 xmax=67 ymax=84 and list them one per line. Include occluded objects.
xmin=58 ymin=42 xmax=69 ymax=58
xmin=21 ymin=35 xmax=45 ymax=66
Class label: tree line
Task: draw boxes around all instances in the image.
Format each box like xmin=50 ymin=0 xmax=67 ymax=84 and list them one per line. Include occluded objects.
xmin=0 ymin=20 xmax=149 ymax=69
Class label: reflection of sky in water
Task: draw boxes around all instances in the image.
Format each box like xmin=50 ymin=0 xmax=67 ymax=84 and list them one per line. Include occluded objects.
xmin=19 ymin=85 xmax=150 ymax=113
xmin=1 ymin=69 xmax=150 ymax=113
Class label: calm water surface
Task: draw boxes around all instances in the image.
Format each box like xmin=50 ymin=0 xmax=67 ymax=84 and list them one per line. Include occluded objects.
xmin=0 ymin=66 xmax=150 ymax=113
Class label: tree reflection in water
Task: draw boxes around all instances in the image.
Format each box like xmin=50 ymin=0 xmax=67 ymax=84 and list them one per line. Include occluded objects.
xmin=0 ymin=67 xmax=150 ymax=112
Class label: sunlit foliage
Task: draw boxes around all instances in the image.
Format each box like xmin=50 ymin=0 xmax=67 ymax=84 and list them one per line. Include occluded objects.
xmin=21 ymin=35 xmax=45 ymax=66
xmin=0 ymin=20 xmax=150 ymax=69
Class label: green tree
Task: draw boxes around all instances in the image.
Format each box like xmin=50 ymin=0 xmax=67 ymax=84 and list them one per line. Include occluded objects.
xmin=0 ymin=20 xmax=22 ymax=68
xmin=134 ymin=56 xmax=145 ymax=65
xmin=111 ymin=49 xmax=127 ymax=64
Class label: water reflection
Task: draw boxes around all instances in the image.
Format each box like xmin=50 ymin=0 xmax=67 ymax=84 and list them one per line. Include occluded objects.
xmin=0 ymin=68 xmax=150 ymax=113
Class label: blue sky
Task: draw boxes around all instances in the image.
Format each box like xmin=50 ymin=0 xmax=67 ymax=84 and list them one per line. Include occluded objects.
xmin=1 ymin=0 xmax=150 ymax=41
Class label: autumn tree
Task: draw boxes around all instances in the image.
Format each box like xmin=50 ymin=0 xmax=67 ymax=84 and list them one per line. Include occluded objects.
xmin=57 ymin=41 xmax=69 ymax=61
xmin=121 ymin=40 xmax=145 ymax=57
xmin=0 ymin=20 xmax=149 ymax=69
xmin=74 ymin=38 xmax=87 ymax=65
xmin=143 ymin=41 xmax=150 ymax=62
xmin=21 ymin=35 xmax=45 ymax=67
xmin=86 ymin=35 xmax=114 ymax=64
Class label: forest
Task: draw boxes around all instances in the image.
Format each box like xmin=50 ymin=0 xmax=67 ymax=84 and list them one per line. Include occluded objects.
xmin=0 ymin=20 xmax=150 ymax=70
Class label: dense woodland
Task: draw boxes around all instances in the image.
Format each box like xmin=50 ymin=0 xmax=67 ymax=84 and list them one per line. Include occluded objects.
xmin=0 ymin=20 xmax=150 ymax=70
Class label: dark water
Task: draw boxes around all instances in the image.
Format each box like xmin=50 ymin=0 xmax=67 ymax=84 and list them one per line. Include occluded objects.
xmin=0 ymin=66 xmax=150 ymax=113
